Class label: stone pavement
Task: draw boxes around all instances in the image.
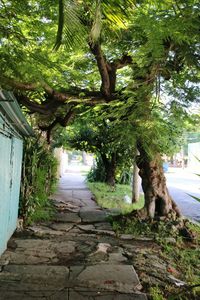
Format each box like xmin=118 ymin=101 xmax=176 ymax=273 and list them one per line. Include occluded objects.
xmin=0 ymin=173 xmax=148 ymax=300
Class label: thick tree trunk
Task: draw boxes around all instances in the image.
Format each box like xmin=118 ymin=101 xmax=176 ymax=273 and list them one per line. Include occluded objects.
xmin=105 ymin=166 xmax=116 ymax=186
xmin=136 ymin=150 xmax=181 ymax=219
xmin=132 ymin=149 xmax=140 ymax=203
xmin=101 ymin=153 xmax=116 ymax=186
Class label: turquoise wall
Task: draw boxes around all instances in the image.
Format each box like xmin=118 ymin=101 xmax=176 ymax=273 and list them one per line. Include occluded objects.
xmin=0 ymin=112 xmax=23 ymax=256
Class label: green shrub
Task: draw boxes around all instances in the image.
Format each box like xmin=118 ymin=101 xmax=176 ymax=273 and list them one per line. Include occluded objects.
xmin=87 ymin=155 xmax=132 ymax=185
xmin=19 ymin=138 xmax=58 ymax=225
xmin=116 ymin=169 xmax=132 ymax=185
xmin=87 ymin=155 xmax=106 ymax=182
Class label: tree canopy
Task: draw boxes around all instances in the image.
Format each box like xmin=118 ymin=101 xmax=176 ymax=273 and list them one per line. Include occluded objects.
xmin=0 ymin=0 xmax=199 ymax=218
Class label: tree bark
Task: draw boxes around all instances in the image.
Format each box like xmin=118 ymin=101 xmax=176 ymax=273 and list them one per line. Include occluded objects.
xmin=89 ymin=42 xmax=111 ymax=98
xmin=101 ymin=153 xmax=116 ymax=186
xmin=136 ymin=148 xmax=181 ymax=219
xmin=132 ymin=149 xmax=140 ymax=203
xmin=105 ymin=165 xmax=116 ymax=186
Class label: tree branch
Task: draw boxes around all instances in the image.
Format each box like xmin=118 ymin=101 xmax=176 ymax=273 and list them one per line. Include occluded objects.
xmin=16 ymin=93 xmax=64 ymax=115
xmin=111 ymin=54 xmax=132 ymax=69
xmin=89 ymin=42 xmax=132 ymax=97
xmin=89 ymin=42 xmax=111 ymax=98
xmin=1 ymin=76 xmax=71 ymax=102
xmin=39 ymin=108 xmax=75 ymax=143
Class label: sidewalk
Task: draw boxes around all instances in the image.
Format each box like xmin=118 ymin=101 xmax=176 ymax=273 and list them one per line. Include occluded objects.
xmin=0 ymin=173 xmax=147 ymax=300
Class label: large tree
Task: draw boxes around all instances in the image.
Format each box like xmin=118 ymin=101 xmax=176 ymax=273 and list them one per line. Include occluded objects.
xmin=0 ymin=0 xmax=199 ymax=218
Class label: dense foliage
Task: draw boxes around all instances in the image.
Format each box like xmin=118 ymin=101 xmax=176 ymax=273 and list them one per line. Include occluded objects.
xmin=20 ymin=137 xmax=58 ymax=225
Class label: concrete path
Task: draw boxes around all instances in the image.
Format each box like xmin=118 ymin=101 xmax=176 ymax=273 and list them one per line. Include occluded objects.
xmin=0 ymin=173 xmax=147 ymax=300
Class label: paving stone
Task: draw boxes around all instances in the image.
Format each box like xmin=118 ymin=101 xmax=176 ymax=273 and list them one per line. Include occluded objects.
xmin=28 ymin=226 xmax=64 ymax=236
xmin=77 ymin=264 xmax=142 ymax=293
xmin=77 ymin=224 xmax=96 ymax=231
xmin=51 ymin=191 xmax=73 ymax=203
xmin=92 ymin=229 xmax=116 ymax=236
xmin=67 ymin=227 xmax=84 ymax=234
xmin=0 ymin=252 xmax=10 ymax=267
xmin=0 ymin=292 xmax=47 ymax=300
xmin=55 ymin=212 xmax=81 ymax=223
xmin=0 ymin=251 xmax=54 ymax=265
xmin=108 ymin=252 xmax=128 ymax=263
xmin=7 ymin=239 xmax=18 ymax=250
xmin=73 ymin=190 xmax=94 ymax=200
xmin=0 ymin=287 xmax=69 ymax=300
xmin=1 ymin=265 xmax=69 ymax=286
xmin=69 ymin=289 xmax=147 ymax=300
xmin=54 ymin=241 xmax=77 ymax=257
xmin=94 ymin=222 xmax=113 ymax=230
xmin=119 ymin=234 xmax=135 ymax=240
xmin=54 ymin=200 xmax=80 ymax=212
xmin=4 ymin=240 xmax=57 ymax=264
xmin=79 ymin=210 xmax=107 ymax=223
xmin=50 ymin=223 xmax=74 ymax=232
xmin=76 ymin=224 xmax=115 ymax=236
xmin=69 ymin=266 xmax=85 ymax=280
xmin=95 ymin=243 xmax=112 ymax=253
xmin=79 ymin=198 xmax=98 ymax=207
xmin=3 ymin=239 xmax=76 ymax=265
xmin=123 ymin=242 xmax=157 ymax=254
xmin=87 ymin=243 xmax=112 ymax=263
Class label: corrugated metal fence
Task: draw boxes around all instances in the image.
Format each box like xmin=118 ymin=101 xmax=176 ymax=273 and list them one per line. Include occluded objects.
xmin=0 ymin=90 xmax=33 ymax=256
xmin=0 ymin=112 xmax=23 ymax=255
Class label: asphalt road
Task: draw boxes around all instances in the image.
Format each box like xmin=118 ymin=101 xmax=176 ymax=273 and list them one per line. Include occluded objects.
xmin=165 ymin=168 xmax=200 ymax=222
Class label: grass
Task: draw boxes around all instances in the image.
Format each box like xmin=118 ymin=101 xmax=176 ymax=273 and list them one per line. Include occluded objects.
xmin=27 ymin=200 xmax=55 ymax=225
xmin=87 ymin=182 xmax=144 ymax=214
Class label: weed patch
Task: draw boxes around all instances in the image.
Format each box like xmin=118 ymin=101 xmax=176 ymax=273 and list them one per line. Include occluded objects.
xmin=110 ymin=214 xmax=200 ymax=300
xmin=20 ymin=138 xmax=58 ymax=225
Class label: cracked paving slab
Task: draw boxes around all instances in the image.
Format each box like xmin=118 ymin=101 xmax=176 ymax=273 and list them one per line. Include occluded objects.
xmin=0 ymin=239 xmax=76 ymax=265
xmin=79 ymin=210 xmax=108 ymax=223
xmin=0 ymin=265 xmax=69 ymax=286
xmin=77 ymin=264 xmax=142 ymax=293
xmin=55 ymin=212 xmax=81 ymax=223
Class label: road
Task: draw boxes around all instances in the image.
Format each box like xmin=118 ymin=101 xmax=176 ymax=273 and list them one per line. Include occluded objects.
xmin=165 ymin=168 xmax=200 ymax=222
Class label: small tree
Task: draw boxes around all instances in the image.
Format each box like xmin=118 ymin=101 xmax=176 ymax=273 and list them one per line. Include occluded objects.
xmin=65 ymin=113 xmax=134 ymax=186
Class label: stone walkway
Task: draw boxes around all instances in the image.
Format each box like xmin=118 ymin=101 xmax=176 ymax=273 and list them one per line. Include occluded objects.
xmin=0 ymin=173 xmax=148 ymax=300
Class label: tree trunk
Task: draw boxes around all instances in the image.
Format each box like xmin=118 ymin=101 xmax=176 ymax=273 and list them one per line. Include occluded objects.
xmin=132 ymin=149 xmax=140 ymax=203
xmin=101 ymin=153 xmax=116 ymax=186
xmin=136 ymin=149 xmax=181 ymax=219
xmin=105 ymin=165 xmax=116 ymax=186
